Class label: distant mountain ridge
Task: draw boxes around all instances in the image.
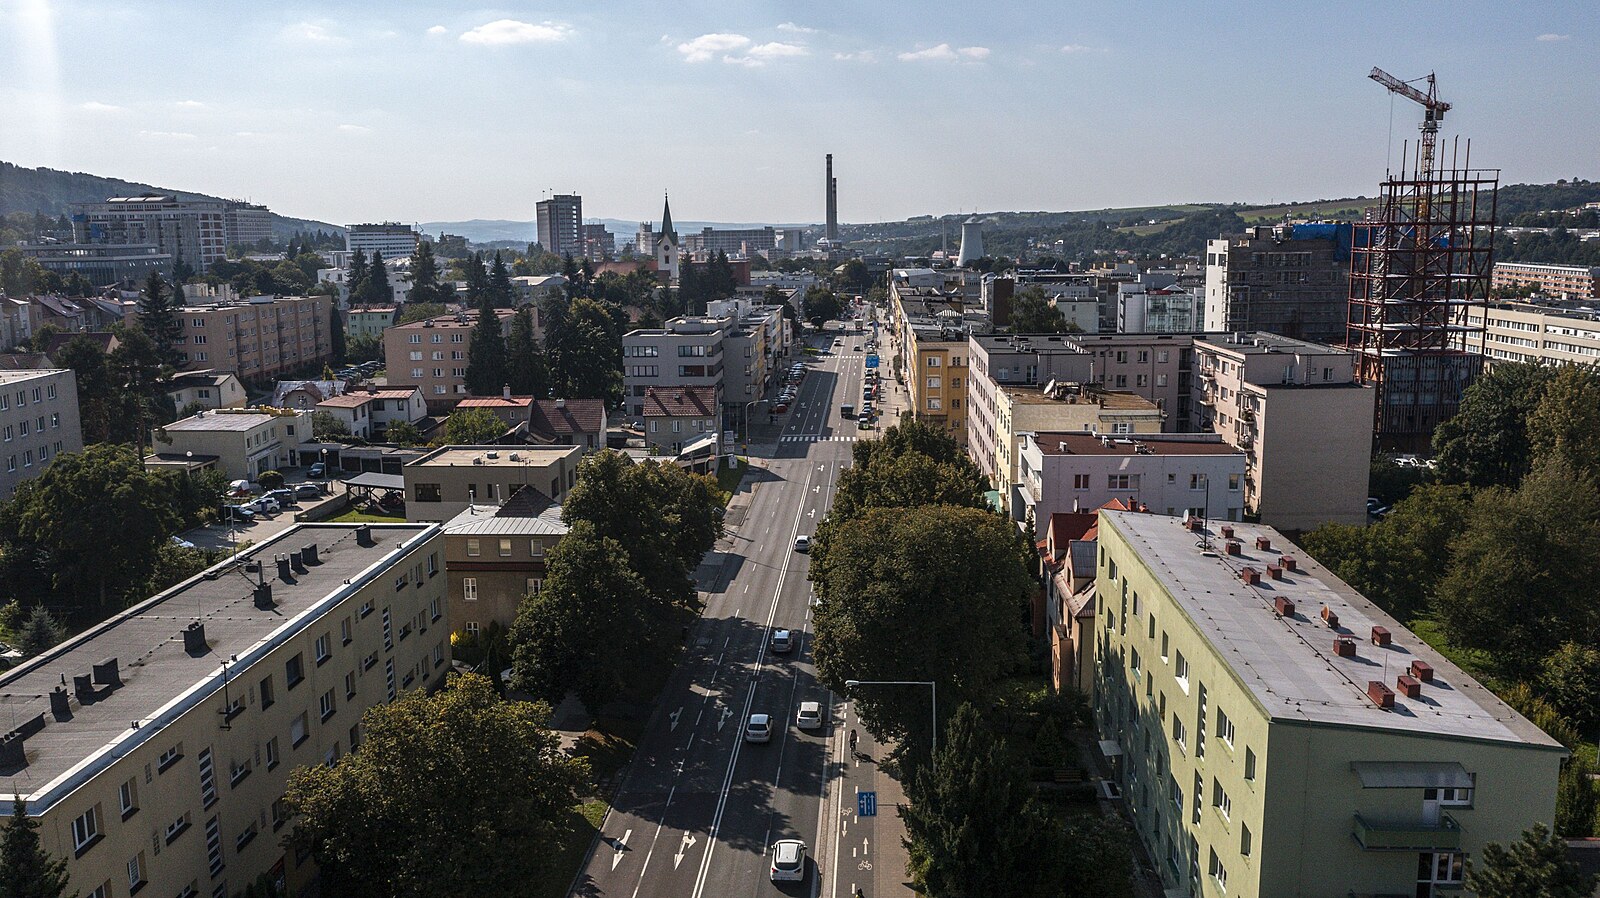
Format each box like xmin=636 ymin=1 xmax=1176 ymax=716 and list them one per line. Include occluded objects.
xmin=0 ymin=161 xmax=343 ymax=238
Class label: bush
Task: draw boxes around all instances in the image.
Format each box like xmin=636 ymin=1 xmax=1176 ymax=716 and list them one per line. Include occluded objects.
xmin=1557 ymin=753 xmax=1598 ymax=837
xmin=1503 ymin=681 xmax=1580 ymax=748
xmin=1541 ymin=642 xmax=1600 ymax=735
xmin=258 ymin=470 xmax=286 ymax=491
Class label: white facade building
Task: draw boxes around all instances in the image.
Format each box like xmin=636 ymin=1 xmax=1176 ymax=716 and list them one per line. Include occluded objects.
xmin=345 ymin=223 xmax=420 ymax=262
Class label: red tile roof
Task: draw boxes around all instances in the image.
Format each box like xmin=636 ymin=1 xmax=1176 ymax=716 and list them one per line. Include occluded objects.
xmin=458 ymin=396 xmax=534 ymax=410
xmin=529 ymin=398 xmax=606 ymax=436
xmin=642 ymin=386 xmax=716 ymax=417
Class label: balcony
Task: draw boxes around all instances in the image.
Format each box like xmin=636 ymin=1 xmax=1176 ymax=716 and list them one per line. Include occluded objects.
xmin=1352 ymin=813 xmax=1461 ymax=851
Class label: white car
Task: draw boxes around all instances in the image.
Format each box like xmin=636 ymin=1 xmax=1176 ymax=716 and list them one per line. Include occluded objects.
xmin=770 ymin=839 xmax=807 ymax=882
xmin=250 ymin=497 xmax=281 ymax=515
xmin=744 ymin=713 xmax=772 ymax=743
xmin=796 ymin=701 xmax=823 ymax=731
xmin=793 ymin=535 xmax=811 ymax=552
xmin=771 ymin=629 xmax=793 ymax=653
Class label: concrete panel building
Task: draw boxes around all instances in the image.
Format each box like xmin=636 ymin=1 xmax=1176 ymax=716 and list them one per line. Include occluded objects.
xmin=71 ymin=194 xmax=229 ymax=271
xmin=1490 ymin=261 xmax=1600 ymax=299
xmin=1204 ymin=224 xmax=1351 ymax=344
xmin=383 ymin=311 xmax=517 ymax=414
xmin=442 ymin=486 xmax=567 ymax=638
xmin=1192 ymin=333 xmax=1373 ymax=530
xmin=225 ymin=203 xmax=273 ymax=248
xmin=535 ymin=195 xmax=583 ymax=257
xmin=1015 ymin=433 xmax=1245 ymax=534
xmin=163 ymin=295 xmax=335 ymax=382
xmin=1462 ymin=299 xmax=1600 ymax=367
xmin=1093 ymin=511 xmax=1563 ymax=898
xmin=0 ymin=369 xmax=83 ymax=500
xmin=0 ymin=523 xmax=449 ymax=898
xmin=992 ymin=383 xmax=1164 ymax=518
xmin=154 ymin=409 xmax=310 ymax=481
xmin=344 ymin=223 xmax=419 ymax=262
xmin=345 ymin=306 xmax=397 ymax=340
xmin=402 ymin=444 xmax=582 ymax=523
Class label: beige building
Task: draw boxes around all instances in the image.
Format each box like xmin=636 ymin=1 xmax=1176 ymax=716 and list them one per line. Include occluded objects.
xmin=383 ymin=311 xmax=517 ymax=415
xmin=153 ymin=409 xmax=310 ymax=481
xmin=1490 ymin=261 xmax=1600 ymax=299
xmin=402 ymin=444 xmax=582 ymax=523
xmin=1094 ymin=511 xmax=1563 ymax=898
xmin=902 ymin=323 xmax=972 ymax=444
xmin=1462 ymin=299 xmax=1600 ymax=367
xmin=315 ymin=388 xmax=427 ymax=441
xmin=641 ymin=386 xmax=719 ymax=455
xmin=443 ymin=487 xmax=568 ymax=639
xmin=165 ymin=371 xmax=248 ymax=412
xmin=345 ymin=306 xmax=398 ymax=340
xmin=165 ymin=295 xmax=335 ymax=382
xmin=0 ymin=522 xmax=448 ymax=898
xmin=992 ymin=382 xmax=1163 ymax=518
xmin=1192 ymin=333 xmax=1373 ymax=530
xmin=0 ymin=368 xmax=83 ymax=500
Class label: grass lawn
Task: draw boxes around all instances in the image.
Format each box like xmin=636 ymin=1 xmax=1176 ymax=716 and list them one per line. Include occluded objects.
xmin=327 ymin=509 xmax=407 ymax=524
xmin=716 ymin=458 xmax=748 ymax=502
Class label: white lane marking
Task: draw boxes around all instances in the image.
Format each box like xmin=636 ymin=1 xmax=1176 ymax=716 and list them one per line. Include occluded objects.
xmin=673 ymin=832 xmax=697 ymax=870
xmin=611 ymin=828 xmax=633 ymax=870
xmin=717 ymin=706 xmax=733 ymax=732
xmin=628 ymin=786 xmax=674 ymax=898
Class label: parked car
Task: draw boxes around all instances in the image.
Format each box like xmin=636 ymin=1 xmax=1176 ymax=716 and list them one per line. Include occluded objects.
xmin=170 ymin=536 xmax=197 ymax=549
xmin=265 ymin=488 xmax=297 ymax=508
xmin=250 ymin=496 xmax=281 ymax=515
xmin=221 ymin=505 xmax=256 ymax=523
xmin=774 ymin=402 xmax=789 ymax=413
xmin=770 ymin=629 xmax=793 ymax=653
xmin=295 ymin=483 xmax=323 ymax=500
xmin=769 ymin=840 xmax=807 ymax=882
xmin=744 ymin=713 xmax=772 ymax=743
xmin=307 ymin=463 xmax=327 ymax=479
xmin=796 ymin=701 xmax=823 ymax=731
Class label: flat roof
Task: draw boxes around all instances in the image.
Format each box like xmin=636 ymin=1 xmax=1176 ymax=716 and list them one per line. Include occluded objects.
xmin=1032 ymin=433 xmax=1238 ymax=456
xmin=162 ymin=411 xmax=299 ymax=432
xmin=0 ymin=369 xmax=67 ymax=383
xmin=0 ymin=523 xmax=436 ymax=808
xmin=1005 ymin=385 xmax=1158 ymax=411
xmin=1194 ymin=331 xmax=1345 ymax=356
xmin=407 ymin=445 xmax=578 ymax=468
xmin=1100 ymin=511 xmax=1561 ymax=749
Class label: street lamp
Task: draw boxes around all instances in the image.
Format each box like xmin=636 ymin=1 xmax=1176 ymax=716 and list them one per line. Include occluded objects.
xmin=844 ymin=679 xmax=938 ymax=772
xmin=742 ymin=398 xmax=763 ymax=449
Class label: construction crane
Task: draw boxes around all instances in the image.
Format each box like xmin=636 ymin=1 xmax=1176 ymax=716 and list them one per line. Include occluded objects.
xmin=1369 ymin=67 xmax=1451 ymax=181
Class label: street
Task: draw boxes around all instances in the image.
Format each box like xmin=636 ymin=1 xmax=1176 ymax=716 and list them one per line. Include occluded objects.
xmin=572 ymin=318 xmax=909 ymax=898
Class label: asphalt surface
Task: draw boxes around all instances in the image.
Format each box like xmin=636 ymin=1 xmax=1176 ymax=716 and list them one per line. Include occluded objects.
xmin=573 ymin=324 xmax=882 ymax=898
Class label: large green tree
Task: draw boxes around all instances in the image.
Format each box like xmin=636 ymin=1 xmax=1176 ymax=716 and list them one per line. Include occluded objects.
xmin=1527 ymin=363 xmax=1600 ymax=485
xmin=505 ymin=307 xmax=549 ymax=398
xmin=0 ymin=797 xmax=75 ymax=898
xmin=442 ymin=408 xmax=507 ymax=445
xmin=408 ymin=241 xmax=442 ymax=304
xmin=1432 ymin=361 xmax=1555 ymax=489
xmin=813 ymin=505 xmax=1030 ymax=769
xmin=486 ymin=251 xmax=515 ymax=307
xmin=802 ymin=285 xmax=842 ymax=324
xmin=52 ymin=336 xmax=117 ymax=444
xmin=1008 ymin=285 xmax=1077 ymax=333
xmin=900 ymin=704 xmax=1057 ymax=898
xmin=463 ymin=300 xmax=507 ymax=396
xmin=285 ymin=673 xmax=586 ymax=898
xmin=820 ymin=419 xmax=989 ymax=545
xmin=1466 ymin=823 xmax=1597 ymax=898
xmin=546 ymin=297 xmax=622 ymax=405
xmin=509 ymin=522 xmax=655 ymax=711
xmin=135 ymin=270 xmax=183 ymax=368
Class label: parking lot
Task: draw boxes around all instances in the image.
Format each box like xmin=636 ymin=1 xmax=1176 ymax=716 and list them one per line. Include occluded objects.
xmin=178 ymin=474 xmax=349 ymax=551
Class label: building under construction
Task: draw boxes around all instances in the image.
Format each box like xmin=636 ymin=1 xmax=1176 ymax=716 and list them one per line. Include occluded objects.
xmin=1347 ymin=70 xmax=1496 ymax=452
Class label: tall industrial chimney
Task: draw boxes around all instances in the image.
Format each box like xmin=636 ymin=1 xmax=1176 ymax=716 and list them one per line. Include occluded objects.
xmin=825 ymin=154 xmax=838 ymax=243
xmin=957 ymin=217 xmax=985 ymax=267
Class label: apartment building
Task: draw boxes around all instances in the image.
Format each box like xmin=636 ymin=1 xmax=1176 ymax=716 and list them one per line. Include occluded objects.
xmin=383 ymin=311 xmax=517 ymax=415
xmin=18 ymin=242 xmax=173 ymax=289
xmin=344 ymin=223 xmax=419 ymax=262
xmin=224 ymin=203 xmax=273 ymax=248
xmin=1117 ymin=283 xmax=1203 ymax=334
xmin=155 ymin=409 xmax=310 ymax=481
xmin=993 ymin=383 xmax=1163 ymax=518
xmin=1016 ymin=433 xmax=1244 ymax=534
xmin=1491 ymin=261 xmax=1600 ymax=299
xmin=166 ymin=295 xmax=334 ymax=381
xmin=1204 ymin=223 xmax=1351 ymax=344
xmin=315 ymin=388 xmax=427 ymax=441
xmin=71 ymin=194 xmax=229 ymax=271
xmin=1192 ymin=333 xmax=1372 ymax=530
xmin=642 ymin=386 xmax=719 ymax=455
xmin=1061 ymin=333 xmax=1193 ymax=424
xmin=1093 ymin=511 xmax=1563 ymax=898
xmin=684 ymin=226 xmax=778 ymax=255
xmin=345 ymin=306 xmax=397 ymax=340
xmin=402 ymin=444 xmax=582 ymax=523
xmin=535 ymin=195 xmax=583 ymax=257
xmin=0 ymin=523 xmax=448 ymax=898
xmin=1462 ymin=299 xmax=1600 ymax=366
xmin=0 ymin=369 xmax=83 ymax=500
xmin=165 ymin=371 xmax=247 ymax=412
xmin=621 ymin=303 xmax=787 ymax=423
xmin=443 ymin=486 xmax=568 ymax=637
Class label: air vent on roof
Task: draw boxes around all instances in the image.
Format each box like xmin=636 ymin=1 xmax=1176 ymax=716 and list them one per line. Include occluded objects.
xmin=72 ymin=673 xmax=95 ymax=701
xmin=303 ymin=543 xmax=320 ymax=565
xmin=1397 ymin=675 xmax=1421 ymax=699
xmin=1370 ymin=626 xmax=1392 ymax=647
xmin=49 ymin=686 xmax=71 ymax=718
xmin=276 ymin=556 xmax=293 ymax=582
xmin=1278 ymin=554 xmax=1297 ymax=572
xmin=93 ymin=657 xmax=121 ymax=688
xmin=1273 ymin=596 xmax=1296 ymax=617
xmin=183 ymin=621 xmax=208 ymax=655
xmin=1220 ymin=525 xmax=1235 ymax=540
xmin=356 ymin=524 xmax=373 ymax=547
xmin=255 ymin=582 xmax=274 ymax=609
xmin=1225 ymin=540 xmax=1242 ymax=556
xmin=1367 ymin=680 xmax=1396 ymax=709
xmin=290 ymin=550 xmax=306 ymax=574
xmin=1254 ymin=535 xmax=1272 ymax=552
xmin=1267 ymin=564 xmax=1283 ymax=580
xmin=1239 ymin=567 xmax=1260 ymax=586
xmin=0 ymin=715 xmax=45 ymax=768
xmin=1321 ymin=606 xmax=1340 ymax=629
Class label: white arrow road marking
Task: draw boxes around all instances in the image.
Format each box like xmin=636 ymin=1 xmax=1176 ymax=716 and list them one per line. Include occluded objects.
xmin=863 ymin=836 xmax=870 ymax=853
xmin=668 ymin=707 xmax=683 ymax=731
xmin=674 ymin=833 xmax=697 ymax=869
xmin=717 ymin=706 xmax=733 ymax=732
xmin=611 ymin=828 xmax=632 ymax=870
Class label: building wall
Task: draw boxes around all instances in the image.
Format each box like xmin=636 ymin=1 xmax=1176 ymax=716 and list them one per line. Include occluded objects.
xmin=72 ymin=197 xmax=228 ymax=271
xmin=169 ymin=296 xmax=333 ymax=381
xmin=345 ymin=224 xmax=419 ymax=262
xmin=1490 ymin=262 xmax=1600 ymax=299
xmin=1062 ymin=333 xmax=1193 ymax=427
xmin=346 ymin=308 xmax=398 ymax=340
xmin=384 ymin=313 xmax=513 ymax=415
xmin=169 ymin=376 xmax=248 ymax=412
xmin=905 ymin=334 xmax=969 ymax=445
xmin=1204 ymin=228 xmax=1349 ymax=344
xmin=158 ymin=411 xmax=309 ymax=481
xmin=1465 ymin=302 xmax=1600 ymax=367
xmin=445 ymin=530 xmax=559 ymax=635
xmin=993 ymin=389 xmax=1163 ymax=517
xmin=644 ymin=412 xmax=720 ymax=454
xmin=1017 ymin=439 xmax=1245 ymax=533
xmin=0 ymin=369 xmax=83 ymax=500
xmin=622 ymin=320 xmax=727 ymax=420
xmin=403 ymin=446 xmax=582 ymax=522
xmin=536 ymin=196 xmax=583 ymax=257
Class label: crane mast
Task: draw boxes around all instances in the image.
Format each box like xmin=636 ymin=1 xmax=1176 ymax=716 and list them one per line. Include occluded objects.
xmin=1369 ymin=67 xmax=1451 ymax=182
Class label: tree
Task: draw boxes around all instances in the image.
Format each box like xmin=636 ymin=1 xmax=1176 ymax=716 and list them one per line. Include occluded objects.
xmin=823 ymin=419 xmax=989 ymax=532
xmin=53 ymin=336 xmax=117 ymax=444
xmin=0 ymin=444 xmax=180 ymax=612
xmin=464 ymin=300 xmax=507 ymax=396
xmin=385 ymin=420 xmax=421 ymax=447
xmin=329 ymin=303 xmax=346 ymax=365
xmin=1433 ymin=361 xmax=1555 ymax=489
xmin=135 ymin=270 xmax=182 ymax=368
xmin=1433 ymin=459 xmax=1600 ymax=676
xmin=1527 ymin=364 xmax=1600 ymax=485
xmin=835 ymin=257 xmax=873 ymax=295
xmin=486 ymin=251 xmax=515 ymax=307
xmin=802 ymin=285 xmax=842 ymax=325
xmin=397 ymin=303 xmax=446 ymax=326
xmin=1556 ymin=754 xmax=1599 ymax=838
xmin=1466 ymin=823 xmax=1597 ymax=898
xmin=284 ymin=673 xmax=586 ymax=898
xmin=16 ymin=606 xmax=66 ymax=657
xmin=0 ymin=796 xmax=75 ymax=898
xmin=900 ymin=704 xmax=1056 ymax=898
xmin=409 ymin=241 xmax=441 ymax=304
xmin=509 ymin=522 xmax=655 ymax=712
xmin=1541 ymin=641 xmax=1600 ymax=736
xmin=354 ymin=251 xmax=393 ymax=307
xmin=548 ymin=298 xmax=622 ymax=405
xmin=347 ymin=248 xmax=369 ymax=301
xmin=443 ymin=408 xmax=506 ymax=445
xmin=257 ymin=470 xmax=285 ymax=491
xmin=505 ymin=307 xmax=549 ymax=398
xmin=1008 ymin=286 xmax=1076 ymax=333
xmin=814 ymin=506 xmax=1030 ymax=770
xmin=462 ymin=252 xmax=488 ymax=303
xmin=310 ymin=410 xmax=350 ymax=441
xmin=561 ymin=450 xmax=724 ymax=609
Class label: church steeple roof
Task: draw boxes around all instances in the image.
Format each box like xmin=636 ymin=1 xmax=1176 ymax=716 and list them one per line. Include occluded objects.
xmin=659 ymin=194 xmax=677 ymax=244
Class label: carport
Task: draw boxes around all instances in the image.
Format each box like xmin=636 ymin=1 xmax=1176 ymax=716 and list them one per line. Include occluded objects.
xmin=345 ymin=472 xmax=406 ymax=505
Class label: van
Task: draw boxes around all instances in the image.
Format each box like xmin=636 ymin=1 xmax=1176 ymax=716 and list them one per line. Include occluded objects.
xmin=841 ymin=403 xmax=855 ymax=418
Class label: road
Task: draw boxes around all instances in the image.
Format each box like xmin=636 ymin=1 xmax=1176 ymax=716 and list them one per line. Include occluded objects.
xmin=573 ymin=323 xmax=888 ymax=898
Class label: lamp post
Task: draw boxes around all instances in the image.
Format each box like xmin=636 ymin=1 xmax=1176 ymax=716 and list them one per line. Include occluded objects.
xmin=743 ymin=398 xmax=762 ymax=450
xmin=844 ymin=679 xmax=938 ymax=772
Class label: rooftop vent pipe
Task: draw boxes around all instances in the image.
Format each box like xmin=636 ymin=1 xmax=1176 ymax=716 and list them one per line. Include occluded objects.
xmin=183 ymin=621 xmax=207 ymax=655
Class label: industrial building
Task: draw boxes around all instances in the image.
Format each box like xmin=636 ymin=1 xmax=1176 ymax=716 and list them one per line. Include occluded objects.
xmin=1093 ymin=510 xmax=1562 ymax=898
xmin=0 ymin=523 xmax=449 ymax=898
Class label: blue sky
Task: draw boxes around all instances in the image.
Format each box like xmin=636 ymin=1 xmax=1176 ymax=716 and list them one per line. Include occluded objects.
xmin=1 ymin=1 xmax=1594 ymax=227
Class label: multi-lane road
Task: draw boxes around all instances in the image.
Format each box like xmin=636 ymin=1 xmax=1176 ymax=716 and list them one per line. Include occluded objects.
xmin=571 ymin=324 xmax=893 ymax=898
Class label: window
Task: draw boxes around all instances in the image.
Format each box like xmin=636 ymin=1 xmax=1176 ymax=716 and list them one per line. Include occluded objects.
xmin=1216 ymin=709 xmax=1235 ymax=747
xmin=1170 ymin=777 xmax=1183 ymax=812
xmin=341 ymin=616 xmax=352 ymax=645
xmin=235 ymin=822 xmax=258 ymax=852
xmin=290 ymin=712 xmax=309 ymax=748
xmin=466 ymin=538 xmax=480 ymax=556
xmin=228 ymin=756 xmax=251 ymax=787
xmin=205 ymin=815 xmax=224 ymax=876
xmin=1241 ymin=824 xmax=1252 ymax=857
xmin=359 ymin=599 xmax=375 ymax=618
xmin=363 ymin=651 xmax=378 ymax=671
xmin=1107 ymin=474 xmax=1140 ymax=490
xmin=1244 ymin=747 xmax=1257 ymax=781
xmin=385 ymin=658 xmax=397 ymax=700
xmin=1072 ymin=474 xmax=1089 ymax=490
xmin=265 ymin=737 xmax=279 ymax=770
xmin=1419 ymin=852 xmax=1465 ymax=891
xmin=1190 ymin=473 xmax=1207 ymax=490
xmin=428 ymin=552 xmax=439 ymax=576
xmin=1228 ymin=473 xmax=1241 ymax=491
xmin=926 ymin=398 xmax=941 ymax=411
xmin=527 ymin=578 xmax=543 ymax=596
xmin=1193 ymin=772 xmax=1203 ymax=825
xmin=1160 ymin=631 xmax=1169 ymax=662
xmin=382 ymin=607 xmax=393 ymax=650
xmin=88 ymin=884 xmax=109 ymax=898
xmin=429 ymin=597 xmax=442 ymax=622
xmin=285 ymin=653 xmax=304 ymax=689
xmin=127 ymin=854 xmax=145 ymax=891
xmin=1172 ymin=715 xmax=1187 ymax=753
xmin=465 ymin=620 xmax=480 ymax=636
xmin=926 ymin=376 xmax=941 ymax=389
xmin=118 ymin=778 xmax=138 ymax=818
xmin=1130 ymin=648 xmax=1141 ymax=678
xmin=499 ymin=538 xmax=512 ymax=557
xmin=320 ymin=689 xmax=337 ymax=721
xmin=1196 ymin=684 xmax=1208 ymax=759
xmin=72 ymin=806 xmax=101 ymax=852
xmin=315 ymin=633 xmax=331 ymax=664
xmin=1208 ymin=849 xmax=1227 ymax=890
xmin=1175 ymin=651 xmax=1189 ymax=689
xmin=463 ymin=578 xmax=478 ymax=601
xmin=1213 ymin=778 xmax=1231 ymax=819
xmin=196 ymin=748 xmax=217 ymax=808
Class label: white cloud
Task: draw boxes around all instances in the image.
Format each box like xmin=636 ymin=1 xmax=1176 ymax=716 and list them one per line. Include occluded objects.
xmin=1536 ymin=33 xmax=1570 ymax=42
xmin=1060 ymin=43 xmax=1096 ymax=53
xmin=834 ymin=50 xmax=876 ymax=63
xmin=776 ymin=22 xmax=816 ymax=34
xmin=79 ymin=100 xmax=124 ymax=112
xmin=899 ymin=43 xmax=988 ymax=61
xmin=747 ymin=41 xmax=809 ymax=60
xmin=427 ymin=25 xmax=448 ymax=36
xmin=337 ymin=123 xmax=372 ymax=134
xmin=959 ymin=46 xmax=990 ymax=59
xmin=283 ymin=21 xmax=342 ymax=44
xmin=459 ymin=19 xmax=573 ymax=45
xmin=174 ymin=99 xmax=206 ymax=109
xmin=677 ymin=32 xmax=751 ymax=62
xmin=138 ymin=130 xmax=196 ymax=140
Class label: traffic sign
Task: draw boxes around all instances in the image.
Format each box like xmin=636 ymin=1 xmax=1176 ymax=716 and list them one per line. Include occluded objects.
xmin=857 ymin=790 xmax=877 ymax=817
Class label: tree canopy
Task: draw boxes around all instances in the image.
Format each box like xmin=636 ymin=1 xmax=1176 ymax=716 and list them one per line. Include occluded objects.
xmin=505 ymin=306 xmax=549 ymax=398
xmin=442 ymin=408 xmax=507 ymax=445
xmin=463 ymin=300 xmax=507 ymax=396
xmin=0 ymin=796 xmax=75 ymax=898
xmin=284 ymin=673 xmax=586 ymax=898
xmin=1467 ymin=823 xmax=1598 ymax=898
xmin=1432 ymin=361 xmax=1555 ymax=489
xmin=1008 ymin=285 xmax=1078 ymax=334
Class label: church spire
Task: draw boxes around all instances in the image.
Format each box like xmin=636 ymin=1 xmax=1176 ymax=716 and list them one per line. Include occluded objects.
xmin=660 ymin=193 xmax=676 ymax=244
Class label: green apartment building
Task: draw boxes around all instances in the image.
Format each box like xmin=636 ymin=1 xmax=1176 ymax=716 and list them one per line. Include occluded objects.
xmin=1092 ymin=511 xmax=1563 ymax=898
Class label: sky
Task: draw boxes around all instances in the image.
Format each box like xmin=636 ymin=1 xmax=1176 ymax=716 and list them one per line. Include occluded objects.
xmin=1 ymin=1 xmax=1595 ymax=227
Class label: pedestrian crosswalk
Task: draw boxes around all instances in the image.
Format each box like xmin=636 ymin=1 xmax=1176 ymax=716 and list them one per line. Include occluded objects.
xmin=780 ymin=435 xmax=859 ymax=443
